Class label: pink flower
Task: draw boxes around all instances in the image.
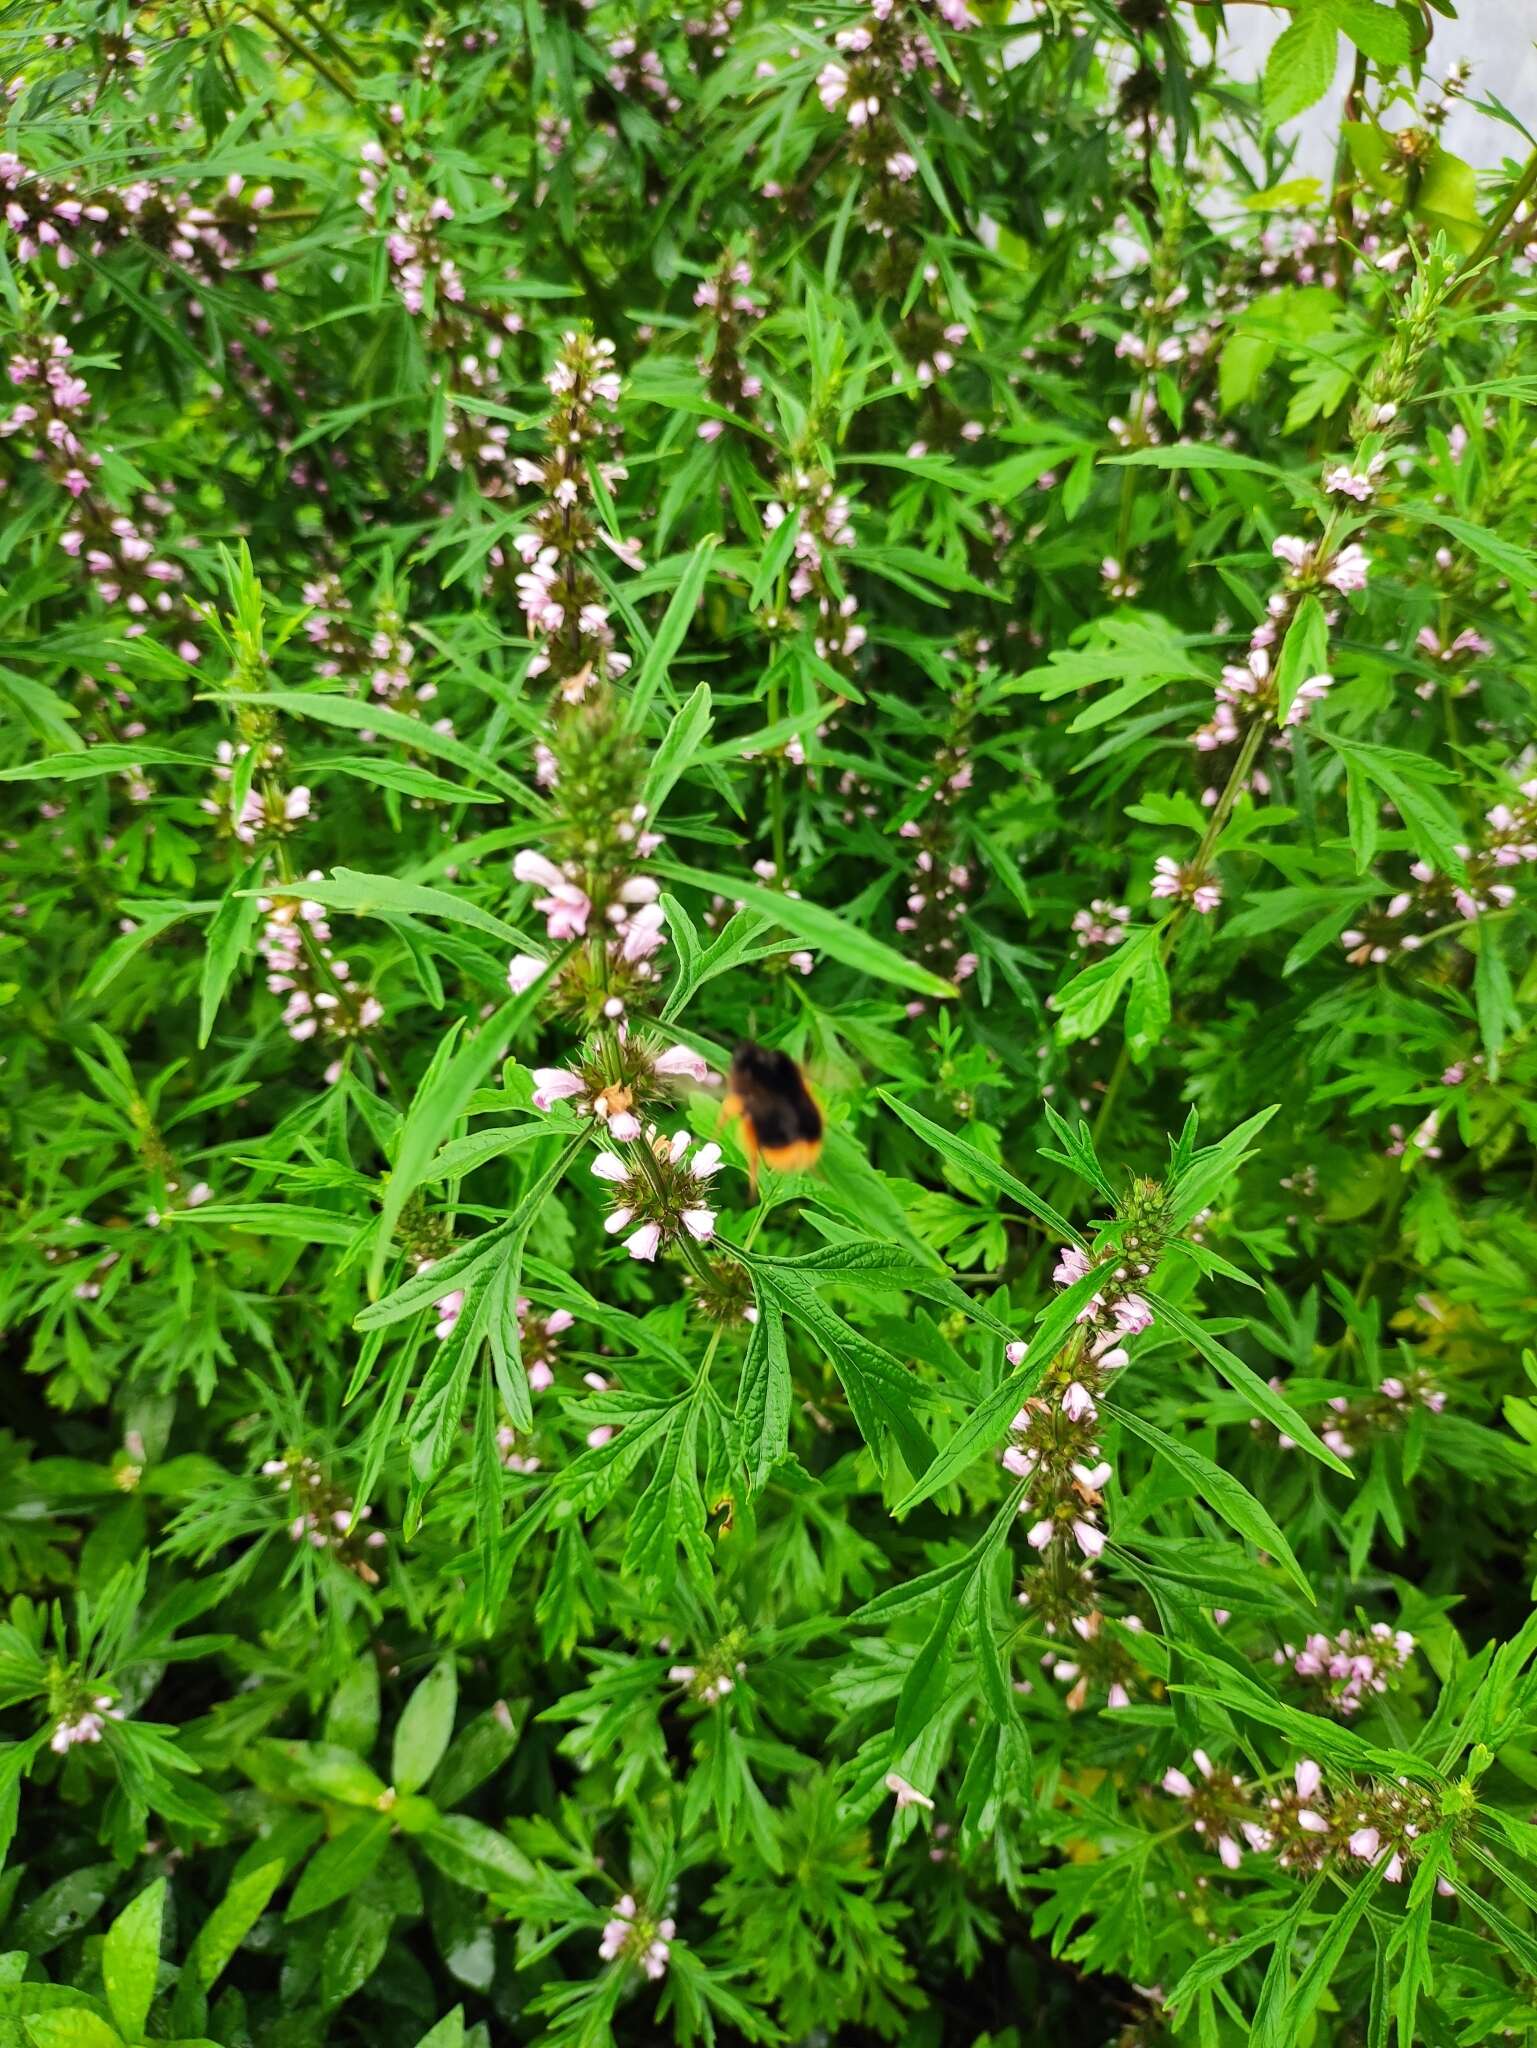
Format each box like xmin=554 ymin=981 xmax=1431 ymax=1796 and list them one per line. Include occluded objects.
xmin=1026 ymin=1518 xmax=1055 ymax=1551
xmin=1323 ymin=464 xmax=1376 ymax=501
xmin=1163 ymin=1768 xmax=1194 ymax=1798
xmin=532 ymin=1067 xmax=584 ymax=1111
xmin=1062 ymin=1382 xmax=1097 ymax=1423
xmin=1284 ymin=673 xmax=1333 ymax=728
xmin=655 ymin=1043 xmax=709 ymax=1082
xmin=1295 ymin=1758 xmax=1322 ymax=1801
xmin=620 ymin=901 xmax=666 ymax=964
xmin=513 ymin=848 xmax=590 ymax=939
xmin=1053 ymin=1245 xmax=1092 ymax=1287
xmin=1150 ymin=855 xmax=1183 ymax=901
xmin=816 ymin=61 xmax=847 ymax=109
xmin=1072 ymin=1518 xmax=1104 ymax=1559
xmin=1349 ymin=1827 xmax=1380 ymax=1860
xmin=600 ymin=1896 xmax=636 ymax=1962
xmin=1106 ymin=1682 xmax=1130 ymax=1709
xmin=624 ymin=1221 xmax=662 ymax=1261
xmin=1216 ymin=1834 xmax=1242 ymax=1870
xmin=1005 ymin=1340 xmax=1026 ymax=1366
xmin=1324 ymin=542 xmax=1369 ymax=594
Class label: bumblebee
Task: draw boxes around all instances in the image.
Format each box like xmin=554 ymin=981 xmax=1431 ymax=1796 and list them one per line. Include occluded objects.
xmin=722 ymin=1040 xmax=823 ymax=1198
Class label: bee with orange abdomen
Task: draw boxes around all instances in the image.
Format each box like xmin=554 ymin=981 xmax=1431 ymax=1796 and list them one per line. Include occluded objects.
xmin=722 ymin=1041 xmax=823 ymax=1198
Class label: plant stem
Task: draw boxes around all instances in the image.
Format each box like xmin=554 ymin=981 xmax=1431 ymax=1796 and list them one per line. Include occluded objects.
xmin=766 ymin=672 xmax=786 ymax=876
xmin=244 ymin=2 xmax=361 ymax=105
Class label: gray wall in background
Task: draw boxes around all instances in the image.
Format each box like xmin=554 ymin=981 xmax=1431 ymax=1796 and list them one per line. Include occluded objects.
xmin=1215 ymin=2 xmax=1537 ymax=179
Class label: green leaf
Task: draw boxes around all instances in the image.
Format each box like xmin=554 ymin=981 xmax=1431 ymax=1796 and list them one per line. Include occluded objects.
xmin=281 ymin=867 xmax=541 ymax=951
xmin=1273 ymin=595 xmax=1329 ymax=726
xmin=749 ymin=1238 xmax=1016 ymax=1339
xmin=1100 ymin=445 xmax=1290 ymax=477
xmin=622 ymin=1402 xmax=706 ymax=1579
xmin=197 ymin=860 xmax=264 ymax=1049
xmin=370 ymin=999 xmax=523 ymax=1293
xmin=285 ymin=1816 xmax=391 ymax=1921
xmin=736 ymin=1299 xmax=791 ymax=1493
xmin=1263 ymin=3 xmax=1340 ymax=127
xmin=235 ymin=691 xmax=532 ymax=804
xmin=1166 ymin=1106 xmax=1278 ymax=1230
xmin=1401 ymin=506 xmax=1537 ymax=591
xmin=1474 ymin=925 xmax=1519 ymax=1070
xmin=313 ymin=755 xmax=498 ymax=805
xmin=102 ymin=1880 xmax=164 ymax=2043
xmin=412 ymin=2012 xmax=465 ymax=2048
xmin=392 ymin=1656 xmax=458 ymax=1793
xmin=894 ymin=1490 xmax=1020 ymax=1746
xmin=753 ymin=1264 xmax=936 ymax=1479
xmin=626 ymin=534 xmax=719 ymax=726
xmin=1316 ymin=733 xmax=1466 ymax=880
xmin=167 ymin=1205 xmax=362 ymax=1246
xmin=1142 ymin=1289 xmax=1353 ymax=1475
xmin=1270 ymin=1860 xmax=1384 ymax=2043
xmin=1327 ymin=0 xmax=1411 ymax=64
xmin=0 ymin=745 xmax=208 ymax=783
xmin=1055 ymin=925 xmax=1161 ymax=1044
xmin=1414 ymin=148 xmax=1481 ymax=252
xmin=184 ymin=1859 xmax=285 ymax=1993
xmin=660 ymin=908 xmax=782 ymax=1023
xmin=416 ymin=1814 xmax=534 ymax=1893
xmin=655 ymin=861 xmax=957 ymax=998
xmin=642 ymin=682 xmax=713 ymax=823
xmin=895 ymin=1260 xmax=1112 ymax=1513
xmin=883 ymin=1096 xmax=1084 ymax=1244
xmin=23 ymin=2015 xmax=125 ymax=2048
xmin=324 ymin=1657 xmax=382 ymax=1756
xmin=1105 ymin=1400 xmax=1313 ymax=1600
xmin=1123 ymin=943 xmax=1171 ymax=1066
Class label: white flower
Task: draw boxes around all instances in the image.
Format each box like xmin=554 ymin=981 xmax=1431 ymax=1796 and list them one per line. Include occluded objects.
xmin=884 ymin=1771 xmax=935 ymax=1811
xmin=507 ymin=953 xmax=546 ymax=994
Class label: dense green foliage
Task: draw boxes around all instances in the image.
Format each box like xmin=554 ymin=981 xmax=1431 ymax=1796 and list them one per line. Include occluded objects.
xmin=2 ymin=2 xmax=1537 ymax=2043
